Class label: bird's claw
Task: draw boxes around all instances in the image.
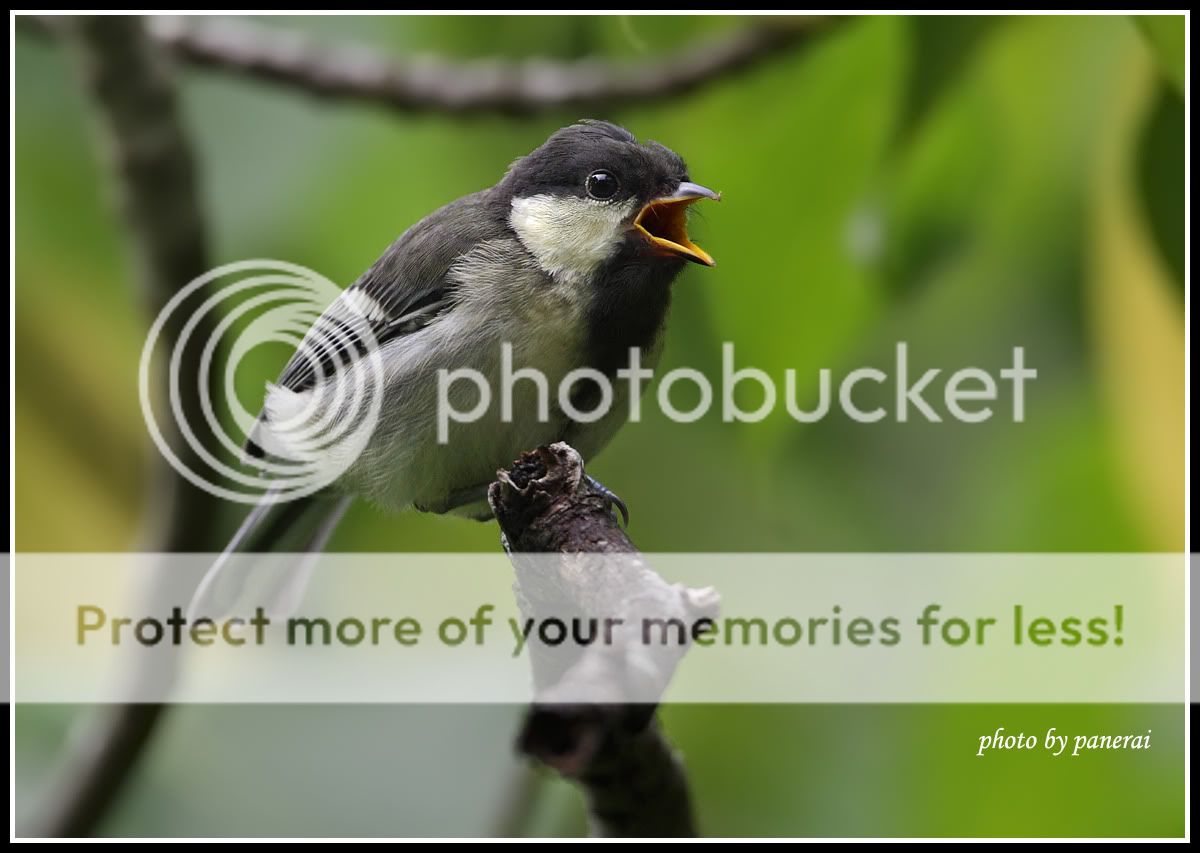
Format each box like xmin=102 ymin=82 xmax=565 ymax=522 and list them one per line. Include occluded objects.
xmin=584 ymin=474 xmax=629 ymax=527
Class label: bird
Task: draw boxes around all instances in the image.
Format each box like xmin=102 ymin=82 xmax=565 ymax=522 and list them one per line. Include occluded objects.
xmin=190 ymin=119 xmax=719 ymax=615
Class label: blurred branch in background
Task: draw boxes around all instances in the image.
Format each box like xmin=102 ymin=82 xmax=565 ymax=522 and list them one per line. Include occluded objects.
xmin=25 ymin=15 xmax=221 ymax=837
xmin=54 ymin=15 xmax=226 ymax=552
xmin=23 ymin=14 xmax=837 ymax=115
xmin=490 ymin=444 xmax=720 ymax=837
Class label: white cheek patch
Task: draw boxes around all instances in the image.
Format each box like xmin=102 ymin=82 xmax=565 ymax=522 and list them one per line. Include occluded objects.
xmin=509 ymin=194 xmax=635 ymax=283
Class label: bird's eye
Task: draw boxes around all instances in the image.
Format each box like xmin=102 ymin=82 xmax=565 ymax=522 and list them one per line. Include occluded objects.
xmin=586 ymin=170 xmax=619 ymax=201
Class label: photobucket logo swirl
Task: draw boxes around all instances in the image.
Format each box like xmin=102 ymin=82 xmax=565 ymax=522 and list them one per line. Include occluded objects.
xmin=139 ymin=260 xmax=384 ymax=504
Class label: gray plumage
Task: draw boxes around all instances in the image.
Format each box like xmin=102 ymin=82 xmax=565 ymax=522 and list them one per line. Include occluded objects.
xmin=251 ymin=120 xmax=709 ymax=515
xmin=193 ymin=120 xmax=717 ymax=616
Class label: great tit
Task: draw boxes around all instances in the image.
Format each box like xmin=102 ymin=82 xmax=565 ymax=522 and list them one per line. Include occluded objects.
xmin=193 ymin=120 xmax=719 ymax=613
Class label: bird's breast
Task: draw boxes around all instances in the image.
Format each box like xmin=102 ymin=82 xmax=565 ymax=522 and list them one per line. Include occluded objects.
xmin=582 ymin=255 xmax=680 ymax=379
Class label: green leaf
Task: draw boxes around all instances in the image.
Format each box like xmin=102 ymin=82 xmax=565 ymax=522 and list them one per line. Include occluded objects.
xmin=1134 ymin=15 xmax=1185 ymax=93
xmin=895 ymin=15 xmax=1004 ymax=143
xmin=1136 ymin=85 xmax=1185 ymax=291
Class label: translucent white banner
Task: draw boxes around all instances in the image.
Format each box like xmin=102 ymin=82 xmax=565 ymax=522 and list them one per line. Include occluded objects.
xmin=10 ymin=553 xmax=1185 ymax=703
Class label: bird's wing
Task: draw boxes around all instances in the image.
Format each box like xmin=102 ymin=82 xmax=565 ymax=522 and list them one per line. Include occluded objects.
xmin=245 ymin=190 xmax=508 ymax=457
xmin=272 ymin=190 xmax=505 ymax=396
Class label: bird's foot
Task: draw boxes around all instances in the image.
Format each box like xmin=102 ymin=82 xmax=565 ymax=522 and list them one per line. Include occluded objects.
xmin=415 ymin=474 xmax=628 ymax=526
xmin=584 ymin=474 xmax=629 ymax=527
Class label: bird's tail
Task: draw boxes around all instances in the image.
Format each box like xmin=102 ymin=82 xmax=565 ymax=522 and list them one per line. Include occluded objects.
xmin=188 ymin=487 xmax=352 ymax=619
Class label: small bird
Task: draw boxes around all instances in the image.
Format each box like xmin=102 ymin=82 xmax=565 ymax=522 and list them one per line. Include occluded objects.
xmin=192 ymin=120 xmax=719 ymax=613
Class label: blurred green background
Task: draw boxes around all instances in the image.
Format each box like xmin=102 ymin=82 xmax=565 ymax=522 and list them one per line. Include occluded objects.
xmin=15 ymin=14 xmax=1185 ymax=836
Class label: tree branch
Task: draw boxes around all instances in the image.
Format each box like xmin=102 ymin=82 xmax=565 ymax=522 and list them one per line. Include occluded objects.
xmin=489 ymin=443 xmax=720 ymax=838
xmin=22 ymin=15 xmax=838 ymax=115
xmin=25 ymin=15 xmax=221 ymax=837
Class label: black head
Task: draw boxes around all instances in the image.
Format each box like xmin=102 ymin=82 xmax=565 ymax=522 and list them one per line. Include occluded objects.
xmin=502 ymin=120 xmax=686 ymax=206
xmin=498 ymin=120 xmax=719 ymax=277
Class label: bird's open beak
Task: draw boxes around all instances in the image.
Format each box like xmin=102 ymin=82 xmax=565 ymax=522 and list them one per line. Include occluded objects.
xmin=634 ymin=181 xmax=720 ymax=267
